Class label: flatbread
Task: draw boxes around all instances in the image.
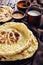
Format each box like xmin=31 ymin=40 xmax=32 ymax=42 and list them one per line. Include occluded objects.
xmin=0 ymin=6 xmax=13 ymax=22
xmin=2 ymin=6 xmax=14 ymax=14
xmin=0 ymin=22 xmax=38 ymax=61
xmin=0 ymin=22 xmax=32 ymax=55
xmin=0 ymin=32 xmax=38 ymax=61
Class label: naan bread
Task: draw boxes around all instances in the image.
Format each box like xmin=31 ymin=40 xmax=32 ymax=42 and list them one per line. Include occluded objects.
xmin=0 ymin=22 xmax=38 ymax=61
xmin=1 ymin=32 xmax=38 ymax=61
xmin=0 ymin=6 xmax=13 ymax=22
xmin=2 ymin=6 xmax=13 ymax=14
xmin=0 ymin=22 xmax=32 ymax=55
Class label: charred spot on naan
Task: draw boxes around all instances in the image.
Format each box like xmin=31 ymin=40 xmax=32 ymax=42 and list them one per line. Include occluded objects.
xmin=9 ymin=31 xmax=20 ymax=43
xmin=0 ymin=30 xmax=20 ymax=44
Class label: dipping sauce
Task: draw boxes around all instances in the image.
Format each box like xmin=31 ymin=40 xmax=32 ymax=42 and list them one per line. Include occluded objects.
xmin=17 ymin=2 xmax=28 ymax=8
xmin=13 ymin=13 xmax=24 ymax=19
xmin=26 ymin=9 xmax=41 ymax=26
xmin=28 ymin=10 xmax=41 ymax=16
xmin=17 ymin=1 xmax=30 ymax=12
xmin=17 ymin=1 xmax=30 ymax=8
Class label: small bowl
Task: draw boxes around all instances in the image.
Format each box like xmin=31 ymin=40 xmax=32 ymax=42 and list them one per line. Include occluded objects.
xmin=26 ymin=6 xmax=41 ymax=27
xmin=12 ymin=11 xmax=25 ymax=22
xmin=17 ymin=1 xmax=31 ymax=12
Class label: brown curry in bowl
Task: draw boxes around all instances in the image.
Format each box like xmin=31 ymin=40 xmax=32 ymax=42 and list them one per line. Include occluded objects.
xmin=17 ymin=1 xmax=31 ymax=12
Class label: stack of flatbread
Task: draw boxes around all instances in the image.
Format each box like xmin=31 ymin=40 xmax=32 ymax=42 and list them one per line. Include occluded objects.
xmin=0 ymin=6 xmax=13 ymax=22
xmin=0 ymin=22 xmax=38 ymax=61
